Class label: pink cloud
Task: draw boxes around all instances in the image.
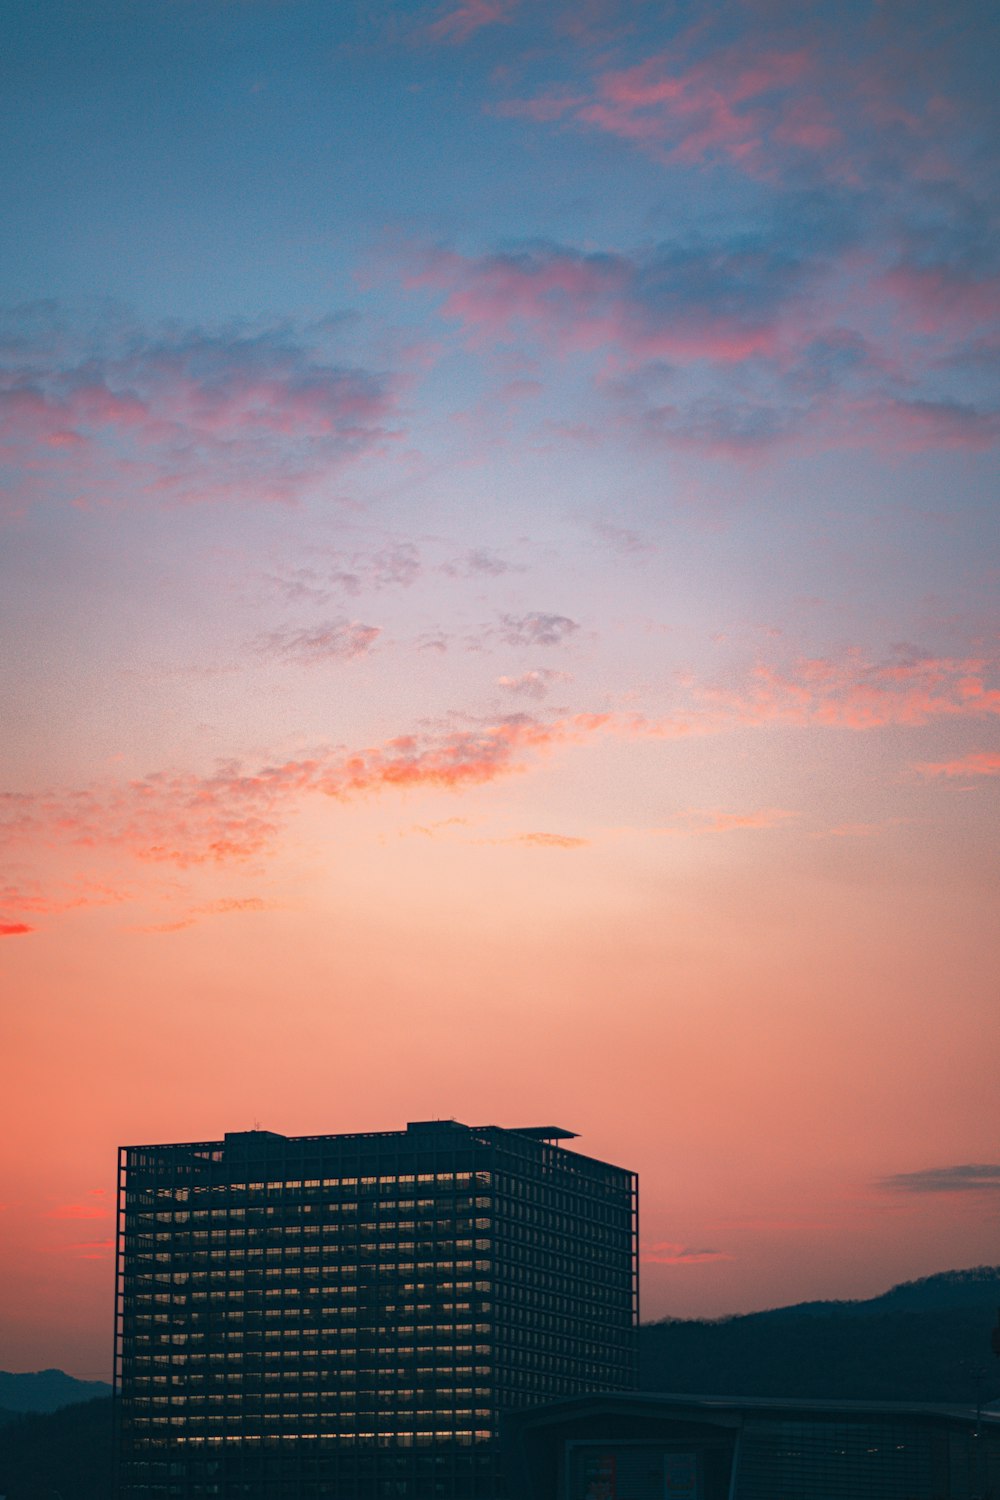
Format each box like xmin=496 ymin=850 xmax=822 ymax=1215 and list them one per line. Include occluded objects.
xmin=48 ymin=1191 xmax=110 ymax=1221
xmin=0 ymin=318 xmax=397 ymax=517
xmin=0 ymin=878 xmax=135 ymax=918
xmin=641 ymin=1241 xmax=733 ymax=1266
xmin=408 ymin=242 xmax=790 ymax=364
xmin=582 ymin=48 xmax=813 ymax=163
xmin=495 ymin=89 xmax=586 ymax=125
xmin=426 ymin=0 xmax=517 ymax=45
xmin=840 ymin=396 xmax=1000 ymax=453
xmin=403 ymin=234 xmax=1000 ymax=456
xmin=879 ymin=264 xmax=1000 ymax=338
xmin=655 ymin=807 xmax=797 ymax=836
xmin=497 ymin=668 xmax=568 ymax=699
xmin=496 ymin=44 xmax=839 ymax=178
xmin=56 ymin=1238 xmax=115 ymax=1260
xmin=686 ymin=649 xmax=1000 ymax=732
xmin=491 ymin=9 xmax=985 ymax=196
xmin=915 ymin=750 xmax=1000 ymax=778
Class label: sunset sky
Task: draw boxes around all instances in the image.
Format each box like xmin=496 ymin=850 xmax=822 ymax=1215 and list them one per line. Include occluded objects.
xmin=1 ymin=0 xmax=998 ymax=1382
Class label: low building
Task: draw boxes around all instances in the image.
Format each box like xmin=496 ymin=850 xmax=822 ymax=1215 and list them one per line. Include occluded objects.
xmin=503 ymin=1390 xmax=1000 ymax=1499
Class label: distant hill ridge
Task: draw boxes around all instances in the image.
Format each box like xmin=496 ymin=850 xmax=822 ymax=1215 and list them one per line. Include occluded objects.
xmin=647 ymin=1266 xmax=1000 ymax=1325
xmin=639 ymin=1265 xmax=1000 ymax=1405
xmin=0 ymin=1369 xmax=111 ymax=1415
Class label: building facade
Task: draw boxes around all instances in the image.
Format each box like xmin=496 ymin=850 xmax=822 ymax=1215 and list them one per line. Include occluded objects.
xmin=114 ymin=1120 xmax=638 ymax=1500
xmin=504 ymin=1391 xmax=1000 ymax=1500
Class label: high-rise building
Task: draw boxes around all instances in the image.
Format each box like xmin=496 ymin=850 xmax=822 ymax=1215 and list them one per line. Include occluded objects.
xmin=114 ymin=1120 xmax=638 ymax=1500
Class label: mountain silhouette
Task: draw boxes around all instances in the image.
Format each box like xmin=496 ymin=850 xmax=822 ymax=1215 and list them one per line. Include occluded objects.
xmin=0 ymin=1368 xmax=111 ymax=1416
xmin=639 ymin=1266 xmax=1000 ymax=1403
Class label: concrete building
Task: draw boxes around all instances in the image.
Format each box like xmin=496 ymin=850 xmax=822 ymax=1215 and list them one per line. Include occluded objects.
xmin=114 ymin=1120 xmax=638 ymax=1499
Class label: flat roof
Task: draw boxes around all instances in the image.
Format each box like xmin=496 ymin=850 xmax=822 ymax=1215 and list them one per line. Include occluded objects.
xmin=507 ymin=1390 xmax=1000 ymax=1428
xmin=126 ymin=1121 xmax=583 ymax=1151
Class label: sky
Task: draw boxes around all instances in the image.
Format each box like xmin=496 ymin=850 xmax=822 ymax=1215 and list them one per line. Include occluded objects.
xmin=1 ymin=0 xmax=998 ymax=1382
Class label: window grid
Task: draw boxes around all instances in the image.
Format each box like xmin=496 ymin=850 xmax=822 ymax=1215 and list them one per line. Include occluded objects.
xmin=115 ymin=1122 xmax=637 ymax=1500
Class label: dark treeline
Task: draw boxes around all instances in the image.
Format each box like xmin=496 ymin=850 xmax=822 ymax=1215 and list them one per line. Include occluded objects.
xmin=0 ymin=1397 xmax=112 ymax=1500
xmin=639 ymin=1267 xmax=1000 ymax=1403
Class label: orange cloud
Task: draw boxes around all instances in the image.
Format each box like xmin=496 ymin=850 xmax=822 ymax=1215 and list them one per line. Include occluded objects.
xmin=401 ymin=817 xmax=471 ymax=840
xmin=48 ymin=1191 xmax=110 ymax=1221
xmin=0 ymin=715 xmax=608 ymax=870
xmin=503 ymin=832 xmax=589 ymax=849
xmin=1 ymin=878 xmax=135 ymax=917
xmin=139 ymin=896 xmax=275 ymax=934
xmin=202 ymin=896 xmax=271 ymax=915
xmin=0 ymin=921 xmax=33 ymax=936
xmin=2 ymin=650 xmax=995 ymax=886
xmin=654 ymin=807 xmax=797 ymax=837
xmin=54 ymin=1238 xmax=115 ymax=1260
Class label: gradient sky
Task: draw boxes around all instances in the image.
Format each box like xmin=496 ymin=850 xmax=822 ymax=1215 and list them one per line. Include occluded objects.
xmin=1 ymin=0 xmax=998 ymax=1382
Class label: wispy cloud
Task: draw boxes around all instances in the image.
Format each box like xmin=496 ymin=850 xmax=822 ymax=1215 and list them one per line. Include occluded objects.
xmin=440 ymin=547 xmax=520 ymax=578
xmin=500 ymin=831 xmax=588 ymax=849
xmin=914 ymin=750 xmax=1000 ymax=778
xmin=47 ymin=1190 xmax=111 ymax=1221
xmin=642 ymin=1240 xmax=734 ymax=1266
xmin=267 ymin=543 xmax=422 ymax=604
xmin=685 ymin=648 xmax=1000 ymax=732
xmin=497 ymin=612 xmax=579 ymax=647
xmin=878 ymin=1164 xmax=1000 ymax=1195
xmin=655 ymin=807 xmax=797 ymax=836
xmin=491 ymin=4 xmax=998 ymax=201
xmin=140 ymin=896 xmax=275 ymax=935
xmin=424 ymin=0 xmax=518 ymax=46
xmin=251 ymin=619 xmax=381 ymax=665
xmin=0 ymin=921 xmax=33 ymax=936
xmin=497 ymin=668 xmax=568 ymax=699
xmin=592 ymin=519 xmax=654 ymax=555
xmin=497 ymin=44 xmax=825 ymax=177
xmin=52 ymin=1237 xmax=115 ymax=1261
xmin=0 ymin=878 xmax=136 ymax=922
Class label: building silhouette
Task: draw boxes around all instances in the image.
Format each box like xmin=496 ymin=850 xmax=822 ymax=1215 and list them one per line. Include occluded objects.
xmin=114 ymin=1120 xmax=638 ymax=1499
xmin=505 ymin=1391 xmax=1000 ymax=1498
